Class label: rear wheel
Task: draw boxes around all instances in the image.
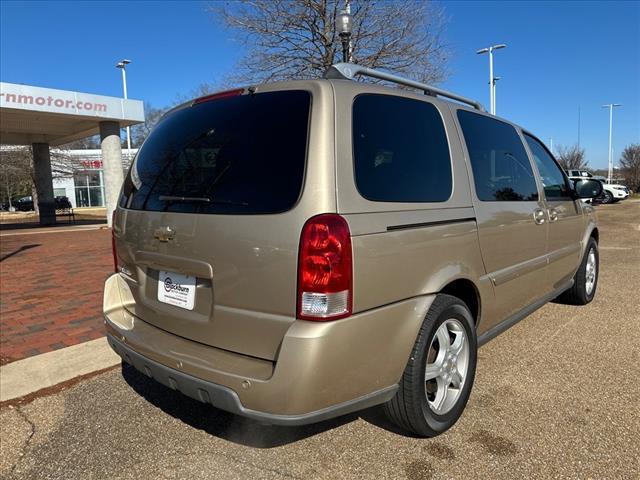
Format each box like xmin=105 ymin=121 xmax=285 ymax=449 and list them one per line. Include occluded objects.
xmin=555 ymin=237 xmax=599 ymax=305
xmin=384 ymin=294 xmax=477 ymax=437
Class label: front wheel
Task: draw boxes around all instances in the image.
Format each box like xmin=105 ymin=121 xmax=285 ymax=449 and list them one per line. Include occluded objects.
xmin=601 ymin=190 xmax=614 ymax=204
xmin=555 ymin=237 xmax=599 ymax=305
xmin=384 ymin=294 xmax=477 ymax=437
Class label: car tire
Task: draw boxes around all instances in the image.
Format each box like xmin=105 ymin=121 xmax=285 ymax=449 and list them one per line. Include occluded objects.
xmin=383 ymin=294 xmax=477 ymax=437
xmin=555 ymin=237 xmax=599 ymax=305
xmin=601 ymin=190 xmax=613 ymax=204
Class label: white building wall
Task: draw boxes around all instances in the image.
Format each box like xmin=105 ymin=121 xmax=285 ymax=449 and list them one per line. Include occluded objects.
xmin=55 ymin=149 xmax=136 ymax=208
xmin=52 ymin=176 xmax=77 ymax=207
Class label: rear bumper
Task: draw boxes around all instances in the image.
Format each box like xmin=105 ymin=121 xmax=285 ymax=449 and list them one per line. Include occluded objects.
xmin=104 ymin=274 xmax=434 ymax=424
xmin=107 ymin=333 xmax=397 ymax=426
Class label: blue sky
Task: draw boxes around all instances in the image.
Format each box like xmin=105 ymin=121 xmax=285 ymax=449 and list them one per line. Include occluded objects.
xmin=1 ymin=0 xmax=638 ymax=169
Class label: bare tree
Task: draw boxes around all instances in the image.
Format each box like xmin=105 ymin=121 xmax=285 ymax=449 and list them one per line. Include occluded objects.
xmin=131 ymin=103 xmax=167 ymax=147
xmin=619 ymin=143 xmax=640 ymax=191
xmin=63 ymin=136 xmax=101 ymax=150
xmin=0 ymin=146 xmax=79 ymax=210
xmin=0 ymin=148 xmax=32 ymax=208
xmin=212 ymin=0 xmax=450 ymax=84
xmin=556 ymin=144 xmax=588 ymax=170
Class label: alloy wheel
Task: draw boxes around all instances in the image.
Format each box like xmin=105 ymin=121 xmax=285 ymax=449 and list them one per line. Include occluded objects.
xmin=585 ymin=247 xmax=597 ymax=295
xmin=424 ymin=319 xmax=470 ymax=415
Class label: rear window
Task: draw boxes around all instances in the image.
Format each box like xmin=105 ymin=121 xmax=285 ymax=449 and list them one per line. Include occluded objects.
xmin=121 ymin=90 xmax=310 ymax=214
xmin=352 ymin=94 xmax=452 ymax=203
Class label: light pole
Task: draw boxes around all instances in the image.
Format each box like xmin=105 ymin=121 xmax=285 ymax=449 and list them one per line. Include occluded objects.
xmin=602 ymin=103 xmax=622 ymax=184
xmin=116 ymin=59 xmax=132 ymax=159
xmin=337 ymin=7 xmax=352 ymax=63
xmin=492 ymin=76 xmax=501 ymax=115
xmin=476 ymin=44 xmax=506 ymax=115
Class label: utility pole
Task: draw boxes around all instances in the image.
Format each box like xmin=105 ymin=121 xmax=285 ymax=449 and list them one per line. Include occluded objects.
xmin=493 ymin=77 xmax=501 ymax=114
xmin=116 ymin=59 xmax=132 ymax=161
xmin=602 ymin=103 xmax=622 ymax=184
xmin=477 ymin=44 xmax=506 ymax=115
xmin=577 ymin=106 xmax=581 ymax=147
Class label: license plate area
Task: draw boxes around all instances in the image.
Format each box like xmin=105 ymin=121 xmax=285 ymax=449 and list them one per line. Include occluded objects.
xmin=157 ymin=270 xmax=196 ymax=310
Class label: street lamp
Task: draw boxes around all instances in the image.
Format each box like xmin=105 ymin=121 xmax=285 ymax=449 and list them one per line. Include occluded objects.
xmin=602 ymin=103 xmax=622 ymax=184
xmin=115 ymin=59 xmax=132 ymax=159
xmin=337 ymin=9 xmax=352 ymax=63
xmin=476 ymin=44 xmax=506 ymax=115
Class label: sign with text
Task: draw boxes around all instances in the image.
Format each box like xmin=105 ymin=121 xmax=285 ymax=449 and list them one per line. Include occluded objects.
xmin=0 ymin=82 xmax=144 ymax=122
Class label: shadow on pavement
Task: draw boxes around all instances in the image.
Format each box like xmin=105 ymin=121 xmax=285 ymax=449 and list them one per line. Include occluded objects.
xmin=0 ymin=243 xmax=41 ymax=262
xmin=121 ymin=363 xmax=364 ymax=448
xmin=0 ymin=219 xmax=106 ymax=230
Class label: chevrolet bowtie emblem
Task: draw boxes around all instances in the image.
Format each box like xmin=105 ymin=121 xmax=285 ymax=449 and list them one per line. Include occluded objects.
xmin=154 ymin=226 xmax=176 ymax=242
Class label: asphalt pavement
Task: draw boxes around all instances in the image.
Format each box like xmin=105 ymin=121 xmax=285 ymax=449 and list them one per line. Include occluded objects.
xmin=1 ymin=200 xmax=639 ymax=480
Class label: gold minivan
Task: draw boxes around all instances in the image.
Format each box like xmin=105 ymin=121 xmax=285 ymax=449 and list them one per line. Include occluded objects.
xmin=104 ymin=63 xmax=603 ymax=437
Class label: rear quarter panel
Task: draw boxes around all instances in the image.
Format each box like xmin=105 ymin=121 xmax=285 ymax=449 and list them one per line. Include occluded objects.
xmin=330 ymin=81 xmax=492 ymax=321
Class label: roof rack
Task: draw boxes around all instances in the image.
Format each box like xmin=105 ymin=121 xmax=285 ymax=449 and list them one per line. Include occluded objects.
xmin=325 ymin=63 xmax=485 ymax=112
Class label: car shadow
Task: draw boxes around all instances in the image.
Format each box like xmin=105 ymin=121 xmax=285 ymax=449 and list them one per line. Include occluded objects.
xmin=121 ymin=363 xmax=370 ymax=448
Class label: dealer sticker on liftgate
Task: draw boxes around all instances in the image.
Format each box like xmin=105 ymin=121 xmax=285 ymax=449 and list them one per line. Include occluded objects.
xmin=157 ymin=271 xmax=196 ymax=310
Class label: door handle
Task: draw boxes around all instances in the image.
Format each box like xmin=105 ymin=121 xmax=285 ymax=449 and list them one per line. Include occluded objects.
xmin=533 ymin=209 xmax=546 ymax=225
xmin=548 ymin=208 xmax=558 ymax=223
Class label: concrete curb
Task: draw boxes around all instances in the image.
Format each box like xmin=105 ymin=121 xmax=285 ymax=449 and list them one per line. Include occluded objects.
xmin=0 ymin=337 xmax=120 ymax=402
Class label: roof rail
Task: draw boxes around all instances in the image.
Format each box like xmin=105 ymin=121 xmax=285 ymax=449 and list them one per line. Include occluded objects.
xmin=325 ymin=63 xmax=485 ymax=112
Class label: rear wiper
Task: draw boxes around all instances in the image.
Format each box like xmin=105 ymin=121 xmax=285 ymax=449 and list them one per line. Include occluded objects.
xmin=158 ymin=195 xmax=249 ymax=207
xmin=159 ymin=195 xmax=211 ymax=203
xmin=208 ymin=198 xmax=249 ymax=206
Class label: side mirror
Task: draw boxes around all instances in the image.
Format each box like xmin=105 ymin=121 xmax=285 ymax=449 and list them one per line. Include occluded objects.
xmin=572 ymin=179 xmax=603 ymax=199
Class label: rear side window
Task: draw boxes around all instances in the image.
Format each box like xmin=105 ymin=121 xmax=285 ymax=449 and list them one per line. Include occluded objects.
xmin=352 ymin=94 xmax=452 ymax=203
xmin=457 ymin=110 xmax=538 ymax=201
xmin=122 ymin=90 xmax=310 ymax=214
xmin=523 ymin=133 xmax=571 ymax=199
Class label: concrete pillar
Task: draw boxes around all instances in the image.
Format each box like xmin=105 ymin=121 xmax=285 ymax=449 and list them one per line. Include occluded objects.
xmin=100 ymin=121 xmax=124 ymax=228
xmin=32 ymin=143 xmax=56 ymax=226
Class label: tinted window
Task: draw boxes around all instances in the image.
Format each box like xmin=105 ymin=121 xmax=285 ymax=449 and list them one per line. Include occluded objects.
xmin=457 ymin=110 xmax=538 ymax=201
xmin=352 ymin=94 xmax=451 ymax=202
xmin=524 ymin=134 xmax=571 ymax=199
xmin=122 ymin=90 xmax=310 ymax=214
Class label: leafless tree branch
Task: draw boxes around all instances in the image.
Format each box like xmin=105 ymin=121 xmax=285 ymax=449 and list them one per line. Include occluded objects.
xmin=209 ymin=0 xmax=450 ymax=85
xmin=619 ymin=143 xmax=640 ymax=191
xmin=556 ymin=144 xmax=588 ymax=170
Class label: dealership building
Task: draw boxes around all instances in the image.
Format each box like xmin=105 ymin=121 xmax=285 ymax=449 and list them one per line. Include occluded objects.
xmin=0 ymin=81 xmax=144 ymax=225
xmin=52 ymin=149 xmax=137 ymax=208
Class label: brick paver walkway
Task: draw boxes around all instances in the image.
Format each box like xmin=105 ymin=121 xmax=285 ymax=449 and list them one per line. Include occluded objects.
xmin=0 ymin=227 xmax=112 ymax=365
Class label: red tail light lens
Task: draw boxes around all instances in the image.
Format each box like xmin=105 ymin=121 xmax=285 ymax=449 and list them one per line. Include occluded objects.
xmin=297 ymin=214 xmax=352 ymax=321
xmin=193 ymin=88 xmax=244 ymax=105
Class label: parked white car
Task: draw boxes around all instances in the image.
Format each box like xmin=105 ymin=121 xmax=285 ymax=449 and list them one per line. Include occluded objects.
xmin=565 ymin=170 xmax=629 ymax=204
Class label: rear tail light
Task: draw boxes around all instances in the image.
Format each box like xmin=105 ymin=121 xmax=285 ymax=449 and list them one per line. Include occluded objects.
xmin=297 ymin=214 xmax=352 ymax=321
